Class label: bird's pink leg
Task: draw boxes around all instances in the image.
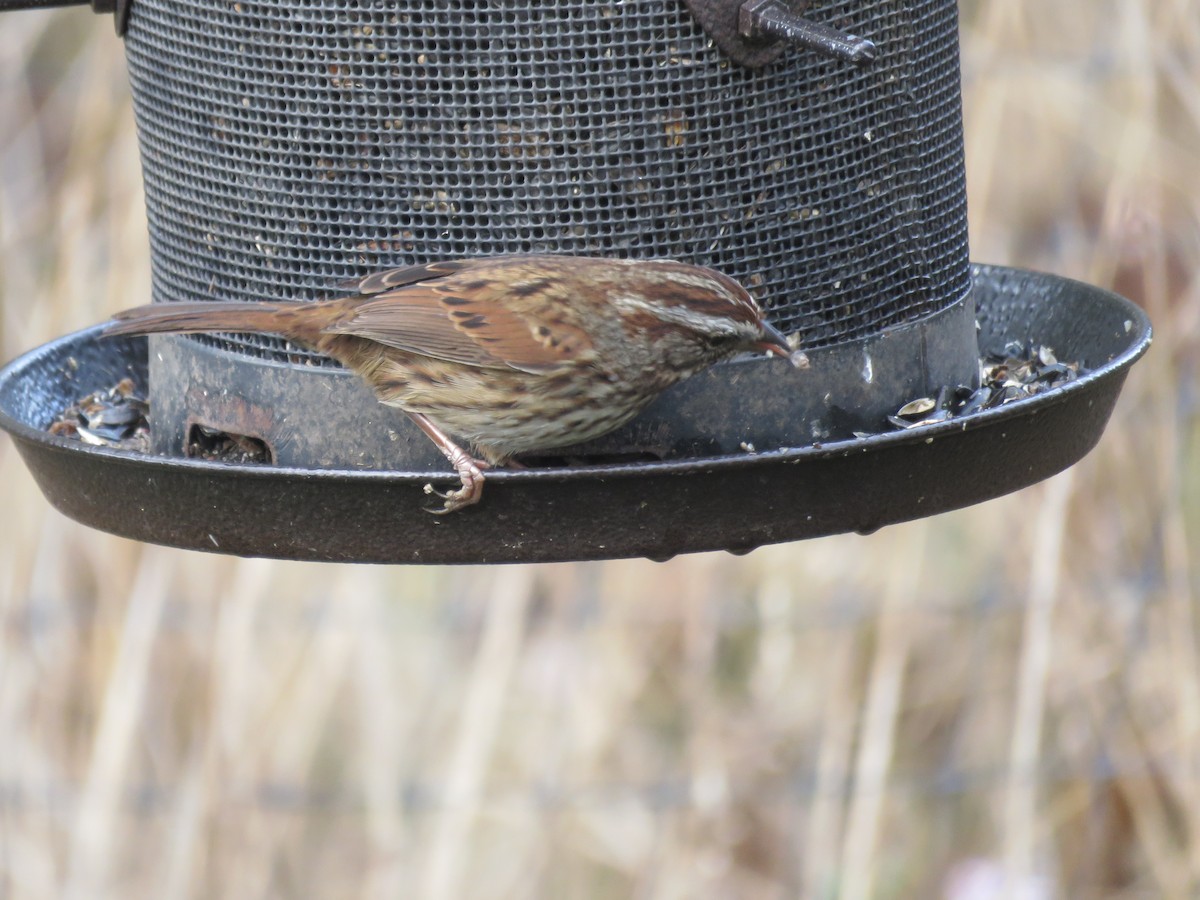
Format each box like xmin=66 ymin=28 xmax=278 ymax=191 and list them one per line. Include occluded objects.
xmin=406 ymin=412 xmax=490 ymax=514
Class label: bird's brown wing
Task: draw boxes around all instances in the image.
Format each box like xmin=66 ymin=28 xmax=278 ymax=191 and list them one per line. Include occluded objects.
xmin=352 ymin=259 xmax=478 ymax=295
xmin=326 ymin=259 xmax=596 ymax=374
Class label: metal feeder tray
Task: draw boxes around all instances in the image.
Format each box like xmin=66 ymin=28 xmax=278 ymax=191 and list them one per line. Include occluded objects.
xmin=0 ymin=265 xmax=1151 ymax=564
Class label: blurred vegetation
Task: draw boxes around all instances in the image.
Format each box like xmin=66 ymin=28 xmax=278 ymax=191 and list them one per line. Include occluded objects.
xmin=1 ymin=2 xmax=1198 ymax=898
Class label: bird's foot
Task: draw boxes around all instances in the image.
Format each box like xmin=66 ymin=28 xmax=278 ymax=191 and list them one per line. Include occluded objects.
xmin=423 ymin=455 xmax=490 ymax=515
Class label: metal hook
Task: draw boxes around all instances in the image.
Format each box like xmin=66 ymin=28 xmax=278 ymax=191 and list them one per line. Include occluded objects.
xmin=739 ymin=0 xmax=876 ymax=65
xmin=0 ymin=0 xmax=130 ymax=36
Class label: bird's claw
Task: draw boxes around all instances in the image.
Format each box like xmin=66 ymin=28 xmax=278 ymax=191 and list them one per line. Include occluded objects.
xmin=422 ymin=458 xmax=488 ymax=515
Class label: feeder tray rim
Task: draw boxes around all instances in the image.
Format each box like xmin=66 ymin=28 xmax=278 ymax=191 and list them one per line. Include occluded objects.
xmin=0 ymin=264 xmax=1153 ymax=562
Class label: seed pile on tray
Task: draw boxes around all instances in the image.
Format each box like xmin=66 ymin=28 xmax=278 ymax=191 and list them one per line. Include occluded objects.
xmin=185 ymin=425 xmax=271 ymax=464
xmin=888 ymin=343 xmax=1083 ymax=431
xmin=48 ymin=377 xmax=149 ymax=451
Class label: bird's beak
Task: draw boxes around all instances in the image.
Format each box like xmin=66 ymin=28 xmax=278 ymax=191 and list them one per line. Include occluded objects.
xmin=756 ymin=322 xmax=810 ymax=369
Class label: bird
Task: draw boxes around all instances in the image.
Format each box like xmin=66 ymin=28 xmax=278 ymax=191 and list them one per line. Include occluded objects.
xmin=102 ymin=255 xmax=807 ymax=512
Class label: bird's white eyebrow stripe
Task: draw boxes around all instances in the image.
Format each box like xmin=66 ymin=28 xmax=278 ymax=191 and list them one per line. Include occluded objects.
xmin=659 ymin=270 xmax=743 ymax=304
xmin=611 ymin=294 xmax=741 ymax=333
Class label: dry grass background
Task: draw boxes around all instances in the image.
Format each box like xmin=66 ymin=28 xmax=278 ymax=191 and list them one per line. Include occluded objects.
xmin=0 ymin=2 xmax=1198 ymax=897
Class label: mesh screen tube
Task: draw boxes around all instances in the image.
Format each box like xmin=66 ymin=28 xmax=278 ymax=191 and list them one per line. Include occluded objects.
xmin=123 ymin=0 xmax=970 ymax=364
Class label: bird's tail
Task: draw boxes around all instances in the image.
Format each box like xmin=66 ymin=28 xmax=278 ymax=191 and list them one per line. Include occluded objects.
xmin=102 ymin=301 xmax=318 ymax=342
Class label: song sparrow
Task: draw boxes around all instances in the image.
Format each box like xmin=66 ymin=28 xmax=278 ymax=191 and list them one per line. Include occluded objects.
xmin=103 ymin=256 xmax=807 ymax=512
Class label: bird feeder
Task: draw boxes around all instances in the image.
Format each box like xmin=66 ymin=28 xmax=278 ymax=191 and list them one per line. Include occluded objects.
xmin=0 ymin=0 xmax=1150 ymax=563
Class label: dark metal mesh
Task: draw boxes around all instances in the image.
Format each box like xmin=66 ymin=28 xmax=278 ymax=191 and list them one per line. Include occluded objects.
xmin=123 ymin=0 xmax=969 ymax=363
